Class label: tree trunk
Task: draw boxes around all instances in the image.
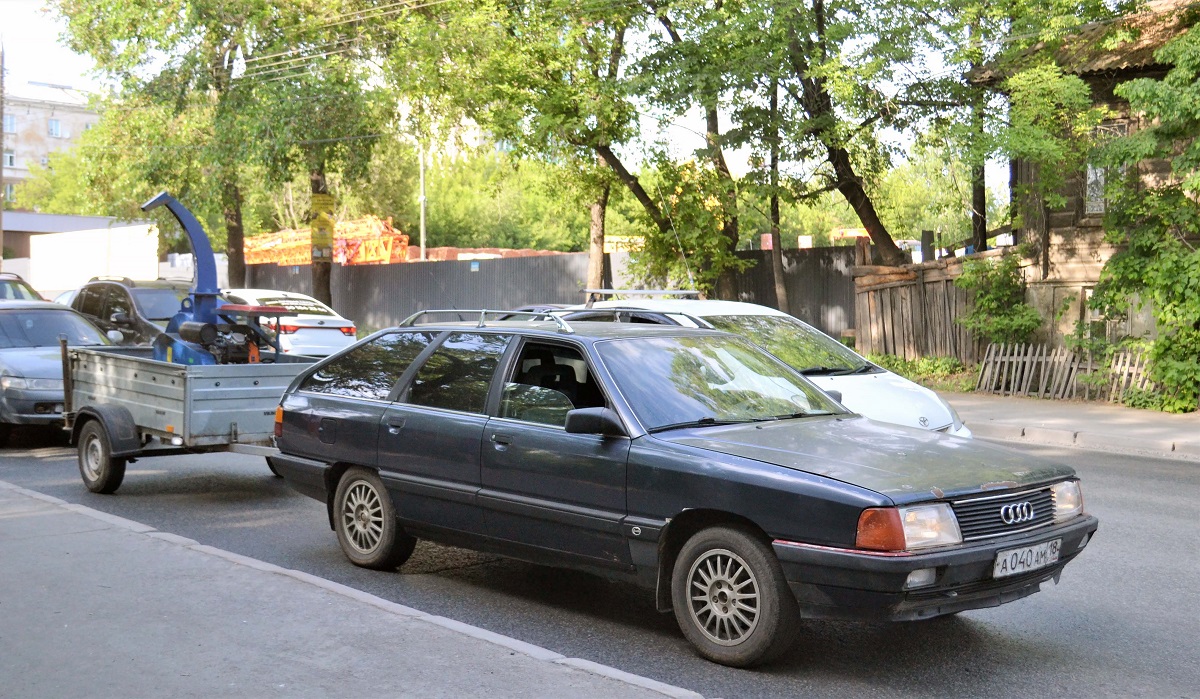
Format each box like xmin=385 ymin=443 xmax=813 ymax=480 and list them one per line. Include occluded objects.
xmin=827 ymin=146 xmax=906 ymax=266
xmin=223 ymin=181 xmax=246 ymax=288
xmin=769 ymin=81 xmax=790 ymax=315
xmin=587 ymin=181 xmax=610 ymax=291
xmin=593 ymin=144 xmax=672 ymax=236
xmin=310 ymin=169 xmax=333 ymax=306
xmin=972 ymin=162 xmax=987 ymax=253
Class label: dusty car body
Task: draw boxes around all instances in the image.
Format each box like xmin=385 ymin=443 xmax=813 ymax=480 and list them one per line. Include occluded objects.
xmin=271 ymin=316 xmax=1098 ymax=667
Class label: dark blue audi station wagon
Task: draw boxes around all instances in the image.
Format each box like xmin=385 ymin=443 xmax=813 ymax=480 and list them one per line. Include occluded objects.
xmin=271 ymin=312 xmax=1098 ymax=667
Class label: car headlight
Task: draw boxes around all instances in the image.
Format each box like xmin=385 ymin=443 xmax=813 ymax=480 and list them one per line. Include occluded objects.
xmin=1051 ymin=480 xmax=1084 ymax=522
xmin=856 ymin=503 xmax=963 ymax=552
xmin=936 ymin=395 xmax=964 ymax=432
xmin=1 ymin=375 xmax=28 ymax=390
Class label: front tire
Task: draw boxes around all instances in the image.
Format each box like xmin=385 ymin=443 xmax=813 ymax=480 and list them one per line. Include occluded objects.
xmin=671 ymin=525 xmax=799 ymax=667
xmin=333 ymin=467 xmax=415 ymax=570
xmin=77 ymin=420 xmax=127 ymax=494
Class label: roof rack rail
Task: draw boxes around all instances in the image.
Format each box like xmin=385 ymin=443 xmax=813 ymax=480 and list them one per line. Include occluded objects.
xmin=581 ymin=288 xmax=701 ymax=307
xmin=88 ymin=275 xmax=137 ymax=286
xmin=562 ymin=306 xmax=714 ymax=329
xmin=398 ymin=309 xmax=575 ymax=334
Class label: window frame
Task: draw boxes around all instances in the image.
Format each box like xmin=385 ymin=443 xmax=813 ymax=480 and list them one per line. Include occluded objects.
xmin=48 ymin=118 xmax=63 ymax=138
xmin=297 ymin=330 xmax=440 ymax=402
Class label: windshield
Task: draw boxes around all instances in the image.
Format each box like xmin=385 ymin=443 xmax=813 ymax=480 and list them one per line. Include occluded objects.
xmin=0 ymin=309 xmax=108 ymax=348
xmin=0 ymin=280 xmax=44 ymax=301
xmin=705 ymin=314 xmax=875 ymax=375
xmin=132 ymin=288 xmax=188 ymax=321
xmin=596 ymin=334 xmax=842 ymax=431
xmin=255 ymin=297 xmax=336 ymax=316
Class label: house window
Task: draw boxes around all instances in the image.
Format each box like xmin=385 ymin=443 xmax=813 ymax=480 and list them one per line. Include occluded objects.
xmin=3 ymin=150 xmax=14 ymax=167
xmin=1085 ymin=122 xmax=1130 ymax=216
xmin=3 ymin=183 xmax=13 ymax=203
xmin=2 ymin=114 xmax=14 ymax=133
xmin=48 ymin=118 xmax=62 ymax=138
xmin=1085 ymin=165 xmax=1106 ymax=215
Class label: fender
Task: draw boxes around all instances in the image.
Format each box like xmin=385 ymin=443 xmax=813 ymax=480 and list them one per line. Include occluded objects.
xmin=71 ymin=405 xmax=142 ymax=457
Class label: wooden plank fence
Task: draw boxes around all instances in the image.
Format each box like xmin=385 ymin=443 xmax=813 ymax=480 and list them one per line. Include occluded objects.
xmin=976 ymin=343 xmax=1154 ymax=402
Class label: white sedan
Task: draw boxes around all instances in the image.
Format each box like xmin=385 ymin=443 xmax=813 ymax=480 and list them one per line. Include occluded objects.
xmin=221 ymin=289 xmax=357 ymax=357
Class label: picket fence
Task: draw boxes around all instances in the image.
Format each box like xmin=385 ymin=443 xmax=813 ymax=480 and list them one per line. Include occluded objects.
xmin=975 ymin=343 xmax=1155 ymax=402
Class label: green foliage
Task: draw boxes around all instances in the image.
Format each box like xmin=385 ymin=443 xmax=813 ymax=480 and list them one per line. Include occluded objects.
xmin=955 ymin=253 xmax=1043 ymax=344
xmin=627 ymin=158 xmax=754 ymax=295
xmin=867 ymin=354 xmax=976 ymax=393
xmin=1091 ymin=25 xmax=1200 ymax=414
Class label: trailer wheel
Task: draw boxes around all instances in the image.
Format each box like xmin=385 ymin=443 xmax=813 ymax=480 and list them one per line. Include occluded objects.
xmin=78 ymin=420 xmax=127 ymax=494
xmin=333 ymin=467 xmax=416 ymax=570
xmin=265 ymin=457 xmax=282 ymax=478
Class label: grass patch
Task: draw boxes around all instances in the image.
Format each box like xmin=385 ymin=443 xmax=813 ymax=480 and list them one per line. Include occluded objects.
xmin=866 ymin=354 xmax=977 ymax=394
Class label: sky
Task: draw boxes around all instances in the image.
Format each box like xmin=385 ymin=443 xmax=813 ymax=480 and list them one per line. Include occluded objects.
xmin=0 ymin=0 xmax=98 ymax=92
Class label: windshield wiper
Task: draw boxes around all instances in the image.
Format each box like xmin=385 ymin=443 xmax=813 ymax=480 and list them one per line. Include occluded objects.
xmin=799 ymin=366 xmax=854 ymax=376
xmin=648 ymin=417 xmax=751 ymax=433
xmin=757 ymin=409 xmax=831 ymax=421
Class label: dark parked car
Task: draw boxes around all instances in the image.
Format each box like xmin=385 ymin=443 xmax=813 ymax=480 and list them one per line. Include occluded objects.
xmin=70 ymin=277 xmax=190 ymax=345
xmin=0 ymin=300 xmax=113 ymax=445
xmin=271 ymin=315 xmax=1098 ymax=667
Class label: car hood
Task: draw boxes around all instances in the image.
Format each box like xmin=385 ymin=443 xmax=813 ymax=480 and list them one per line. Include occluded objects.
xmin=657 ymin=415 xmax=1072 ymax=502
xmin=0 ymin=347 xmax=66 ymax=380
xmin=806 ymin=371 xmax=954 ymax=431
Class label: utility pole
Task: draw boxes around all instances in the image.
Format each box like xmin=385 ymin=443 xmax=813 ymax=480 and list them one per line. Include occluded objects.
xmin=1 ymin=42 xmax=7 ymax=273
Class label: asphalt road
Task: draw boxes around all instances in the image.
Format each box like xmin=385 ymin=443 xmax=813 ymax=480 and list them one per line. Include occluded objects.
xmin=2 ymin=426 xmax=1197 ymax=699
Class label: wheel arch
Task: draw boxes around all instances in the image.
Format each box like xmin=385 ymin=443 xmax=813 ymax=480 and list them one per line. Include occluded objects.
xmin=322 ymin=461 xmax=365 ymax=530
xmin=71 ymin=405 xmax=142 ymax=456
xmin=655 ymin=509 xmax=773 ymax=613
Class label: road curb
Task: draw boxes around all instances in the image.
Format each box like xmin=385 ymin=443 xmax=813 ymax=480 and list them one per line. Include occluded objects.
xmin=972 ymin=426 xmax=1200 ymax=463
xmin=10 ymin=483 xmax=705 ymax=699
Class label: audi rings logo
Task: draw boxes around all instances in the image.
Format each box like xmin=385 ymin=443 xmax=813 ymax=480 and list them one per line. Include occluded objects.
xmin=999 ymin=502 xmax=1036 ymax=524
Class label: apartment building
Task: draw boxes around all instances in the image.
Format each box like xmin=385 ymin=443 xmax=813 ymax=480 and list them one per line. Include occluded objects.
xmin=2 ymin=81 xmax=98 ymax=206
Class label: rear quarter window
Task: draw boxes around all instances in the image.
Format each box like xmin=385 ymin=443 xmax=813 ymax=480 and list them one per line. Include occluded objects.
xmin=299 ymin=331 xmax=436 ymax=400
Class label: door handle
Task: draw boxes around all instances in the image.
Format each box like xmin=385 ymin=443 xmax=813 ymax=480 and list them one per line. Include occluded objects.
xmin=386 ymin=417 xmax=406 ymax=435
xmin=490 ymin=433 xmax=513 ymax=445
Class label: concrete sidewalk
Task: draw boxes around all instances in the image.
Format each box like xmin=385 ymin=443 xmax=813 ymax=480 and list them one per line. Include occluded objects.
xmin=945 ymin=391 xmax=1200 ymax=462
xmin=0 ymin=482 xmax=700 ymax=699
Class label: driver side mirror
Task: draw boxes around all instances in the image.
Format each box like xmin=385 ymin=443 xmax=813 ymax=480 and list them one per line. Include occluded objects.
xmin=110 ymin=312 xmax=134 ymax=327
xmin=564 ymin=407 xmax=627 ymax=437
xmin=824 ymin=389 xmax=843 ymax=404
xmin=106 ymin=330 xmax=125 ymax=343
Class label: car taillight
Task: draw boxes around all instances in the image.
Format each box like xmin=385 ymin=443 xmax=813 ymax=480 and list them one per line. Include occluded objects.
xmin=340 ymin=326 xmax=356 ymax=336
xmin=278 ymin=324 xmax=300 ymax=334
xmin=274 ymin=405 xmax=284 ymax=438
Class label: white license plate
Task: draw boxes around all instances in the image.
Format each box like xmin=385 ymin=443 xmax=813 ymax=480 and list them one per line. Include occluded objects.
xmin=993 ymin=539 xmax=1062 ymax=578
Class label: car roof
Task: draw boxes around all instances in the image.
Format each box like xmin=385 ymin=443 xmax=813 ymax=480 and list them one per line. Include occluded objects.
xmin=577 ymin=298 xmax=788 ymax=318
xmin=85 ymin=277 xmax=191 ymax=290
xmin=394 ymin=319 xmax=728 ymax=342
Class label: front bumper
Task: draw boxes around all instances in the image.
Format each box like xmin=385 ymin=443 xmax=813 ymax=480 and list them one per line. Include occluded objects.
xmin=773 ymin=514 xmax=1098 ymax=621
xmin=0 ymin=388 xmax=67 ymax=426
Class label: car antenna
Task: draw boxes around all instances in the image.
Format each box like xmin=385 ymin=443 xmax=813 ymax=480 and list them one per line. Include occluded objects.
xmin=654 ymin=184 xmax=698 ymax=291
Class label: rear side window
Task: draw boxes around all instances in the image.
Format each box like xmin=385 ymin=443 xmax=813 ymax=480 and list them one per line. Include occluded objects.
xmin=407 ymin=332 xmax=510 ymax=413
xmin=299 ymin=331 xmax=436 ymax=400
xmin=76 ymin=286 xmax=106 ymax=318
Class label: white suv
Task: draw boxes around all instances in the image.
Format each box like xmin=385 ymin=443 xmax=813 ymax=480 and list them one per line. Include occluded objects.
xmin=563 ymin=297 xmax=971 ymax=438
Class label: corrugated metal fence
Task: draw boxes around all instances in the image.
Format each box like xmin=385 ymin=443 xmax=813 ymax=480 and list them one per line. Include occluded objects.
xmin=247 ymin=247 xmax=858 ymax=336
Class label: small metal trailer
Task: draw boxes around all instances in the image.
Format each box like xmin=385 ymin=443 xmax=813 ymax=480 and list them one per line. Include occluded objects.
xmin=63 ymin=345 xmax=317 ymax=493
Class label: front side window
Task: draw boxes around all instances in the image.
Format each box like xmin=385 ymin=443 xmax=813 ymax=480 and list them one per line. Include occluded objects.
xmin=499 ymin=342 xmax=603 ymax=426
xmin=596 ymin=334 xmax=842 ymax=431
xmin=407 ymin=332 xmax=510 ymax=413
xmin=75 ymin=286 xmax=106 ymax=318
xmin=300 ymin=331 xmax=436 ymax=400
xmin=706 ymin=314 xmax=874 ymax=376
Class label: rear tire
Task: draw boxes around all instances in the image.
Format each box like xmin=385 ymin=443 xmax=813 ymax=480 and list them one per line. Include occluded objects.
xmin=265 ymin=457 xmax=282 ymax=477
xmin=333 ymin=467 xmax=415 ymax=570
xmin=671 ymin=525 xmax=799 ymax=667
xmin=77 ymin=420 xmax=127 ymax=494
